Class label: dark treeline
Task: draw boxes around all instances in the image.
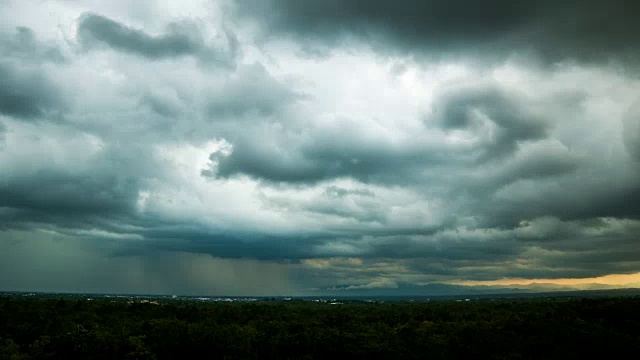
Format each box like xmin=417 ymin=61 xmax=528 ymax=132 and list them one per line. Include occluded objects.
xmin=1 ymin=295 xmax=640 ymax=359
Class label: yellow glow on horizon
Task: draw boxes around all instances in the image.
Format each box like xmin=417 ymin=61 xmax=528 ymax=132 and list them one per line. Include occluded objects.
xmin=449 ymin=272 xmax=640 ymax=287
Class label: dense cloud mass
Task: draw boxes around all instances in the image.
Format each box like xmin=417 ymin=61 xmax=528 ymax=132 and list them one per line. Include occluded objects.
xmin=0 ymin=0 xmax=639 ymax=295
xmin=234 ymin=0 xmax=640 ymax=65
xmin=0 ymin=63 xmax=65 ymax=119
xmin=0 ymin=26 xmax=67 ymax=119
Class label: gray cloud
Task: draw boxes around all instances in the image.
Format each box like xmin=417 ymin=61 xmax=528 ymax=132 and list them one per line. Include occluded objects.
xmin=77 ymin=12 xmax=239 ymax=66
xmin=234 ymin=0 xmax=640 ymax=65
xmin=209 ymin=122 xmax=460 ymax=184
xmin=0 ymin=169 xmax=138 ymax=218
xmin=432 ymin=82 xmax=550 ymax=160
xmin=0 ymin=62 xmax=66 ymax=120
xmin=0 ymin=27 xmax=67 ymax=120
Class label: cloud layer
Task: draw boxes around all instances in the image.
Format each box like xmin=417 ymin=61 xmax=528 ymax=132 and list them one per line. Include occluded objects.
xmin=0 ymin=0 xmax=639 ymax=295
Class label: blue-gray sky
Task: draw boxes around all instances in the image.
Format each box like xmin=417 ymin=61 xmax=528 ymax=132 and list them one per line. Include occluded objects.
xmin=1 ymin=0 xmax=640 ymax=296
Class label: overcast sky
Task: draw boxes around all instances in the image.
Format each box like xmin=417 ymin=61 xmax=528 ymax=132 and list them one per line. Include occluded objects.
xmin=1 ymin=0 xmax=640 ymax=296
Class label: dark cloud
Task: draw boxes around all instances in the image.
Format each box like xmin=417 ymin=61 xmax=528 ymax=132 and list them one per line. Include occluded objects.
xmin=209 ymin=124 xmax=459 ymax=184
xmin=0 ymin=170 xmax=139 ymax=218
xmin=77 ymin=13 xmax=239 ymax=66
xmin=498 ymin=145 xmax=581 ymax=181
xmin=471 ymin=173 xmax=640 ymax=229
xmin=0 ymin=158 xmax=149 ymax=236
xmin=432 ymin=82 xmax=550 ymax=160
xmin=311 ymin=230 xmax=519 ymax=262
xmin=234 ymin=0 xmax=640 ymax=65
xmin=118 ymin=229 xmax=318 ymax=261
xmin=0 ymin=27 xmax=67 ymax=121
xmin=0 ymin=62 xmax=65 ymax=120
xmin=300 ymin=217 xmax=640 ymax=285
xmin=0 ymin=123 xmax=162 ymax=234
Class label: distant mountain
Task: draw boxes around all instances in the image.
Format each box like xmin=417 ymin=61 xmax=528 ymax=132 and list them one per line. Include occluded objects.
xmin=323 ymin=281 xmax=640 ymax=297
xmin=324 ymin=282 xmax=536 ymax=297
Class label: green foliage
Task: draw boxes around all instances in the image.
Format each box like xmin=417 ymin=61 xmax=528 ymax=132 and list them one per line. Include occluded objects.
xmin=1 ymin=296 xmax=640 ymax=359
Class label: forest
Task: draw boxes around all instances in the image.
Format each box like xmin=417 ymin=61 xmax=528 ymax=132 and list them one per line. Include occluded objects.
xmin=1 ymin=294 xmax=640 ymax=359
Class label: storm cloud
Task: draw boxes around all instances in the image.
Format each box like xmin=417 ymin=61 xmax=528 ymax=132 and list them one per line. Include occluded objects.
xmin=1 ymin=0 xmax=639 ymax=295
xmin=0 ymin=27 xmax=67 ymax=119
xmin=234 ymin=0 xmax=640 ymax=65
xmin=0 ymin=63 xmax=66 ymax=120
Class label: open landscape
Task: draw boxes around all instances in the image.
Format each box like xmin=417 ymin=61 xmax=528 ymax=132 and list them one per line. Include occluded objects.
xmin=2 ymin=0 xmax=640 ymax=358
xmin=2 ymin=291 xmax=640 ymax=359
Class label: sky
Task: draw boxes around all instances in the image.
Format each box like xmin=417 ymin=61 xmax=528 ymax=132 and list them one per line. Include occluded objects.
xmin=1 ymin=0 xmax=640 ymax=296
